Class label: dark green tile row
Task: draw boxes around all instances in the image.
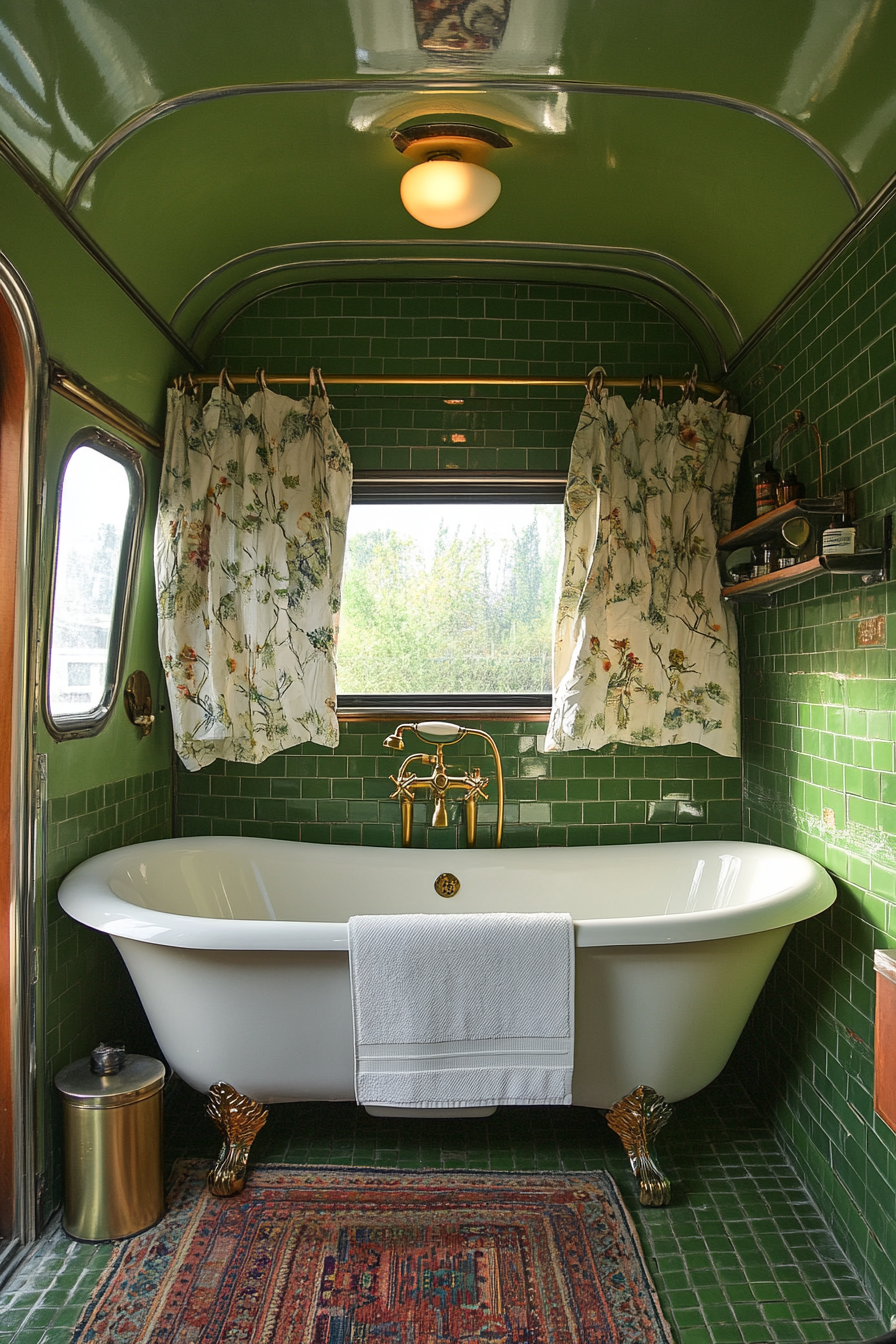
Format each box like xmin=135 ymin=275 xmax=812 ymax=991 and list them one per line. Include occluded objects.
xmin=176 ymin=724 xmax=741 ymax=849
xmin=212 ymin=280 xmax=702 ymax=472
xmin=45 ymin=767 xmax=171 ymax=1214
xmin=1 ymin=1073 xmax=886 ymax=1344
xmin=729 ymin=190 xmax=896 ymax=1320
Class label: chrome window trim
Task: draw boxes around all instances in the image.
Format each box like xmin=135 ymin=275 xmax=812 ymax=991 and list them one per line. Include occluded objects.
xmin=337 ymin=471 xmax=564 ymax=717
xmin=42 ymin=429 xmax=146 ymax=742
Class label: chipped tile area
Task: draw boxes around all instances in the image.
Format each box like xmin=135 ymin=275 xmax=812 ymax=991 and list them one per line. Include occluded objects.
xmin=0 ymin=1072 xmax=884 ymax=1343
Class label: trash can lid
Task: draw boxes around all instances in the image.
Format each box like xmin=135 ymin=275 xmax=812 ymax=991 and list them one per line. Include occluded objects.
xmin=55 ymin=1053 xmax=166 ymax=1107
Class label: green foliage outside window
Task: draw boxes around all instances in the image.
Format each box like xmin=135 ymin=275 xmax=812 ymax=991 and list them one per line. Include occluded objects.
xmin=337 ymin=505 xmax=562 ymax=695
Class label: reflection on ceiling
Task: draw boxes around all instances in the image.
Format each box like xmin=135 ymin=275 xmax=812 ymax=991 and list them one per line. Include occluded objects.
xmin=348 ymin=0 xmax=567 ymax=74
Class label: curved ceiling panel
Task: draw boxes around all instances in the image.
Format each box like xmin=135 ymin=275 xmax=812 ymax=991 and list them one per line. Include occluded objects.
xmin=68 ymin=87 xmax=854 ymax=366
xmin=1 ymin=0 xmax=895 ymax=375
xmin=3 ymin=1 xmax=895 ymax=197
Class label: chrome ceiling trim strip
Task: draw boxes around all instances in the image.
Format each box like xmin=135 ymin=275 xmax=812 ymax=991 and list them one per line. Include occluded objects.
xmin=63 ymin=78 xmax=860 ymax=213
xmin=186 ymin=255 xmax=727 ymax=373
xmin=727 ymin=169 xmax=896 ymax=374
xmin=0 ymin=134 xmax=200 ymax=367
xmin=172 ymin=238 xmax=741 ymax=344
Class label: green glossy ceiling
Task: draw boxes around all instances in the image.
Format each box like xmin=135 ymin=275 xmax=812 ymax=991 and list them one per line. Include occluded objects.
xmin=2 ymin=0 xmax=895 ymax=374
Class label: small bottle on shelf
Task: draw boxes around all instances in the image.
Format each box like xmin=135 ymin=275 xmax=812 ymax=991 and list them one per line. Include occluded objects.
xmin=775 ymin=469 xmax=802 ymax=507
xmin=751 ymin=543 xmax=776 ymax=578
xmin=754 ymin=460 xmax=781 ymax=516
xmin=822 ymin=513 xmax=856 ymax=555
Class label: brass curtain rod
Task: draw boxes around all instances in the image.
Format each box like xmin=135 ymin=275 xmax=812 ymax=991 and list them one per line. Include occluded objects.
xmin=184 ymin=372 xmax=724 ymax=394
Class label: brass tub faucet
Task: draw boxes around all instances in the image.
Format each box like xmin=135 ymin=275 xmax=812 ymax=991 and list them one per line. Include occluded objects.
xmin=383 ymin=721 xmax=504 ymax=848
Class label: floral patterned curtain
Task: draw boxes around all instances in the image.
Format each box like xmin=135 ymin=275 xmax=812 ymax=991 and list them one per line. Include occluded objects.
xmin=155 ymin=372 xmax=352 ymax=771
xmin=546 ymin=374 xmax=749 ymax=757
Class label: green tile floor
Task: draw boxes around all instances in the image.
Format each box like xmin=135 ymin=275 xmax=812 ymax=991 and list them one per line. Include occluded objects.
xmin=0 ymin=1067 xmax=886 ymax=1344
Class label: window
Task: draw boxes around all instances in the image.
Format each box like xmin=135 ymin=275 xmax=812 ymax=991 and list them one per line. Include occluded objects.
xmin=337 ymin=472 xmax=565 ymax=715
xmin=44 ymin=431 xmax=144 ymax=738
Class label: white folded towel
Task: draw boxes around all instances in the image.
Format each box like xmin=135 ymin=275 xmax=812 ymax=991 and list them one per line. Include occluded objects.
xmin=347 ymin=911 xmax=575 ymax=1109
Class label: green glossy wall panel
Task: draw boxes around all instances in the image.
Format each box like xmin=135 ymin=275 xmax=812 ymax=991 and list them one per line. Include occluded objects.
xmin=181 ymin=280 xmax=743 ymax=849
xmin=37 ymin=396 xmax=175 ymax=1214
xmin=728 ymin=196 xmax=896 ymax=1320
xmin=39 ymin=394 xmax=174 ymax=1146
xmin=0 ymin=158 xmax=183 ymax=428
xmin=37 ymin=396 xmax=173 ymax=791
xmin=43 ymin=769 xmax=169 ymax=1213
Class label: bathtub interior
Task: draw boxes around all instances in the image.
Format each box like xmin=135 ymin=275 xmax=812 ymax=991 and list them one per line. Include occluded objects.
xmin=101 ymin=836 xmax=828 ymax=925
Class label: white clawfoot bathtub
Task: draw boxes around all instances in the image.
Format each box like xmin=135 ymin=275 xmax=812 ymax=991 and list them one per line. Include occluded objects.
xmin=59 ymin=837 xmax=835 ymax=1113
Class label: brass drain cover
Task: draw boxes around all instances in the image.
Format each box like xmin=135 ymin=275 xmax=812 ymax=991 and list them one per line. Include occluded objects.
xmin=434 ymin=872 xmax=461 ymax=898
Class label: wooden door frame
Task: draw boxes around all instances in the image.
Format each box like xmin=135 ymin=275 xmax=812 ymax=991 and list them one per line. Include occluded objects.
xmin=0 ymin=252 xmax=46 ymax=1245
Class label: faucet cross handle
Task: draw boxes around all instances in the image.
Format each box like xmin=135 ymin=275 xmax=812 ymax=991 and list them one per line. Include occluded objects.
xmin=463 ymin=773 xmax=489 ymax=803
xmin=389 ymin=774 xmax=418 ymax=803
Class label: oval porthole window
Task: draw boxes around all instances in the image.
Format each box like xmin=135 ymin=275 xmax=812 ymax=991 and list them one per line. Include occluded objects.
xmin=45 ymin=431 xmax=144 ymax=739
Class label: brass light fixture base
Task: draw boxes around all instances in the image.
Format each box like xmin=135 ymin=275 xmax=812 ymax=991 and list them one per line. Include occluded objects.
xmin=606 ymin=1084 xmax=673 ymax=1207
xmin=391 ymin=122 xmax=512 ymax=164
xmin=205 ymin=1081 xmax=268 ymax=1197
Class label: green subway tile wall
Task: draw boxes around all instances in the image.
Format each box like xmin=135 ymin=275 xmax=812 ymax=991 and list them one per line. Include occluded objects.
xmin=191 ymin=280 xmax=737 ymax=850
xmin=177 ymin=725 xmax=742 ymax=849
xmin=44 ymin=769 xmax=170 ymax=1212
xmin=728 ymin=197 xmax=896 ymax=1318
xmin=212 ymin=279 xmax=702 ymax=473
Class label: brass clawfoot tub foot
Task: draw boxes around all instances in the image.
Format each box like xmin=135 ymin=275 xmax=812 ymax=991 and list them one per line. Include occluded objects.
xmin=205 ymin=1081 xmax=269 ymax=1196
xmin=606 ymin=1084 xmax=673 ymax=1207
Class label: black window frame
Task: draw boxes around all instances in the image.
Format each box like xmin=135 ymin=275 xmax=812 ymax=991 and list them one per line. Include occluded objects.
xmin=43 ymin=428 xmax=145 ymax=741
xmin=337 ymin=470 xmax=566 ymax=721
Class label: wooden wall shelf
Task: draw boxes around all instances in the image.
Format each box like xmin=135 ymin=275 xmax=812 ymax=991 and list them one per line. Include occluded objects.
xmin=717 ymin=493 xmax=850 ymax=551
xmin=719 ymin=497 xmax=889 ymax=602
xmin=722 ymin=546 xmax=890 ymax=603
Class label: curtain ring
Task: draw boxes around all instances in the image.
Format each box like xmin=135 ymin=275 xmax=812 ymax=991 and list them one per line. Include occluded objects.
xmin=681 ymin=365 xmax=698 ymax=402
xmin=186 ymin=373 xmax=197 ymax=397
xmin=218 ymin=367 xmax=236 ymax=394
xmin=585 ymin=365 xmax=606 ymax=398
xmin=310 ymin=366 xmax=328 ymax=400
xmin=256 ymin=367 xmax=267 ymax=391
xmin=640 ymin=374 xmax=663 ymax=405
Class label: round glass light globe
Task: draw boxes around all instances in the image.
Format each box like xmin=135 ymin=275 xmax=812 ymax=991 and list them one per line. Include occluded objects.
xmin=399 ymin=159 xmax=501 ymax=229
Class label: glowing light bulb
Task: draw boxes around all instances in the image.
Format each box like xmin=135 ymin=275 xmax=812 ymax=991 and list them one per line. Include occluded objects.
xmin=399 ymin=159 xmax=501 ymax=229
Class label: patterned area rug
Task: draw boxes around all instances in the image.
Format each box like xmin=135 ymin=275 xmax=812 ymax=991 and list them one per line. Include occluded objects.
xmin=72 ymin=1163 xmax=673 ymax=1343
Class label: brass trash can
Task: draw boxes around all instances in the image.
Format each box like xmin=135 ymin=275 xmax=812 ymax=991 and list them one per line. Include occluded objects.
xmin=55 ymin=1046 xmax=166 ymax=1241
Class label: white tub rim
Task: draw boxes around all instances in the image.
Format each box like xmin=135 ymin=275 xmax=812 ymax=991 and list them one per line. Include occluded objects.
xmin=58 ymin=835 xmax=836 ymax=953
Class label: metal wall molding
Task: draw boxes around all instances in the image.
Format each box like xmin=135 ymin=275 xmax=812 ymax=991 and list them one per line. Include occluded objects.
xmin=49 ymin=362 xmax=163 ymax=453
xmin=0 ymin=249 xmax=49 ymax=1249
xmin=172 ymin=236 xmax=741 ymax=347
xmin=187 ymin=256 xmax=728 ymax=374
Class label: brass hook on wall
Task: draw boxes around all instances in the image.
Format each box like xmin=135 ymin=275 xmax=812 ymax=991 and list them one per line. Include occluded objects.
xmin=124 ymin=670 xmax=155 ymax=737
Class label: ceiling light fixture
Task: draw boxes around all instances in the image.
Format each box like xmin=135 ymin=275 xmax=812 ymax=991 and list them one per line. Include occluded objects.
xmin=392 ymin=123 xmax=512 ymax=229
